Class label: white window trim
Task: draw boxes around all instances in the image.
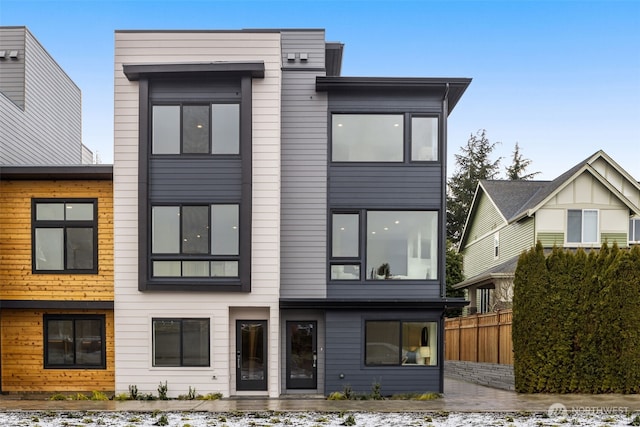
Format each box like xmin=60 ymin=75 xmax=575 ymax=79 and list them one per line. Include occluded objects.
xmin=567 ymin=208 xmax=600 ymax=245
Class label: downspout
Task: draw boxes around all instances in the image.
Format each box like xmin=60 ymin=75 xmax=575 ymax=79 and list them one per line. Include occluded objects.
xmin=439 ymin=83 xmax=449 ymax=394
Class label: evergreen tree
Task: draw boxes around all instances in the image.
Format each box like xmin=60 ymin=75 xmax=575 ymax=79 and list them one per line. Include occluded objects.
xmin=445 ymin=240 xmax=465 ymax=316
xmin=505 ymin=142 xmax=540 ymax=180
xmin=447 ymin=129 xmax=501 ymax=243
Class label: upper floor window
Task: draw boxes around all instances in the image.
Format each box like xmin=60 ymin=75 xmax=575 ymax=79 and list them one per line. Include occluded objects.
xmin=152 ymin=318 xmax=210 ymax=367
xmin=330 ymin=210 xmax=438 ymax=281
xmin=151 ymin=204 xmax=239 ymax=278
xmin=567 ymin=209 xmax=599 ymax=244
xmin=44 ymin=315 xmax=105 ymax=369
xmin=493 ymin=232 xmax=500 ymax=259
xmin=331 ymin=114 xmax=438 ymax=162
xmin=631 ymin=218 xmax=640 ymax=244
xmin=32 ymin=199 xmax=97 ymax=274
xmin=152 ymin=104 xmax=240 ymax=155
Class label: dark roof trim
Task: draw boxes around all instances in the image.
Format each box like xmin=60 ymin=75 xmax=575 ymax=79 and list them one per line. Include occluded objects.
xmin=122 ymin=62 xmax=265 ymax=81
xmin=1 ymin=165 xmax=113 ymax=181
xmin=0 ymin=300 xmax=114 ymax=310
xmin=280 ymin=298 xmax=469 ymax=310
xmin=325 ymin=42 xmax=344 ymax=77
xmin=316 ymin=76 xmax=472 ymax=114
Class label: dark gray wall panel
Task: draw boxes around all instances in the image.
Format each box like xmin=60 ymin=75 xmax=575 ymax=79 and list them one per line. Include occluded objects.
xmin=327 ymin=283 xmax=441 ymax=299
xmin=328 ymin=91 xmax=443 ymax=112
xmin=281 ymin=30 xmax=326 ymax=70
xmin=324 ymin=310 xmax=443 ymax=395
xmin=149 ymin=78 xmax=241 ymax=101
xmin=149 ymin=158 xmax=242 ymax=201
xmin=329 ymin=165 xmax=442 ymax=208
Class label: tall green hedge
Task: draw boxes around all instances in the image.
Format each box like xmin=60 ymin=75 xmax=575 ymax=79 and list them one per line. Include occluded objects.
xmin=513 ymin=242 xmax=640 ymax=393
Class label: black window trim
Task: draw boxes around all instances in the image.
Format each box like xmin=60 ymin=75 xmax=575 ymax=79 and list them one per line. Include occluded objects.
xmin=138 ymin=75 xmax=253 ymax=292
xmin=152 ymin=317 xmax=211 ymax=368
xmin=329 ymin=112 xmax=442 ymax=165
xmin=363 ymin=318 xmax=439 ymax=368
xmin=328 ymin=208 xmax=440 ymax=283
xmin=32 ymin=198 xmax=99 ymax=275
xmin=44 ymin=314 xmax=106 ymax=369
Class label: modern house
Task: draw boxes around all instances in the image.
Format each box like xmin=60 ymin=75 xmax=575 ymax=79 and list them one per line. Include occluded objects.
xmin=0 ymin=26 xmax=93 ymax=165
xmin=455 ymin=150 xmax=640 ymax=314
xmin=114 ymin=29 xmax=469 ymax=397
xmin=0 ymin=166 xmax=114 ymax=393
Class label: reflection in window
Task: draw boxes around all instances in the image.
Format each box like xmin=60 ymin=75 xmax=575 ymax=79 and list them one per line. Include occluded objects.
xmin=567 ymin=209 xmax=599 ymax=244
xmin=411 ymin=117 xmax=438 ymax=161
xmin=153 ymin=319 xmax=209 ymax=367
xmin=45 ymin=315 xmax=105 ymax=368
xmin=365 ymin=320 xmax=437 ymax=366
xmin=151 ymin=204 xmax=240 ymax=278
xmin=631 ymin=218 xmax=640 ymax=243
xmin=367 ymin=211 xmax=437 ymax=280
xmin=332 ymin=114 xmax=403 ymax=162
xmin=152 ymin=104 xmax=239 ymax=155
xmin=33 ymin=200 xmax=97 ymax=273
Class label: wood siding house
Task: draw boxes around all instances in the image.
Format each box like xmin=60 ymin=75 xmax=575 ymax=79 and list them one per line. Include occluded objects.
xmin=455 ymin=150 xmax=640 ymax=313
xmin=0 ymin=166 xmax=114 ymax=392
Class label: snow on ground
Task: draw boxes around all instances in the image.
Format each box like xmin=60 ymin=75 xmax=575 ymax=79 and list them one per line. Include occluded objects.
xmin=0 ymin=410 xmax=638 ymax=426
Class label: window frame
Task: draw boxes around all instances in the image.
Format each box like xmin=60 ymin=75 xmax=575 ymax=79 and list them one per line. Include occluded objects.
xmin=364 ymin=319 xmax=438 ymax=367
xmin=630 ymin=218 xmax=640 ymax=244
xmin=567 ymin=209 xmax=599 ymax=244
xmin=330 ymin=112 xmax=440 ymax=164
xmin=329 ymin=209 xmax=439 ymax=282
xmin=150 ymin=203 xmax=241 ymax=279
xmin=44 ymin=314 xmax=106 ymax=369
xmin=493 ymin=232 xmax=500 ymax=259
xmin=152 ymin=318 xmax=210 ymax=367
xmin=32 ymin=199 xmax=98 ymax=274
xmin=151 ymin=102 xmax=240 ymax=156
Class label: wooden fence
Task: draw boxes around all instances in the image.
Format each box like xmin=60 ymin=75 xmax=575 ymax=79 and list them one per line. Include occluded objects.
xmin=444 ymin=309 xmax=513 ymax=365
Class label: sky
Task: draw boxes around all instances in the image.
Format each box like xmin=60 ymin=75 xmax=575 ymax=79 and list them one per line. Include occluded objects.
xmin=1 ymin=0 xmax=639 ymax=180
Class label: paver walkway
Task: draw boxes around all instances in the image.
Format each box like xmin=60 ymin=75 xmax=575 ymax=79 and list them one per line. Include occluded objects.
xmin=0 ymin=378 xmax=638 ymax=413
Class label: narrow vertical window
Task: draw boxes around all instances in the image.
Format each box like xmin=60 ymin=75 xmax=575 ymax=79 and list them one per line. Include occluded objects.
xmin=411 ymin=117 xmax=438 ymax=161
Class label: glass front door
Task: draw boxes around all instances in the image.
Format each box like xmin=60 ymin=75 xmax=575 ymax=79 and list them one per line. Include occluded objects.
xmin=236 ymin=320 xmax=267 ymax=391
xmin=286 ymin=321 xmax=317 ymax=389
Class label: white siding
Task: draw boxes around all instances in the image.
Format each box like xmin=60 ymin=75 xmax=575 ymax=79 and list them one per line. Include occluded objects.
xmin=114 ymin=31 xmax=282 ymax=397
xmin=0 ymin=27 xmax=82 ymax=165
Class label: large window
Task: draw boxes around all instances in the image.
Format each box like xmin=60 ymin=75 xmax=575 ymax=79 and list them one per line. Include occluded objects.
xmin=152 ymin=104 xmax=240 ymax=155
xmin=44 ymin=315 xmax=105 ymax=369
xmin=567 ymin=209 xmax=599 ymax=244
xmin=330 ymin=210 xmax=438 ymax=281
xmin=365 ymin=321 xmax=437 ymax=366
xmin=151 ymin=204 xmax=239 ymax=278
xmin=331 ymin=114 xmax=438 ymax=162
xmin=630 ymin=218 xmax=640 ymax=244
xmin=152 ymin=318 xmax=210 ymax=367
xmin=32 ymin=199 xmax=97 ymax=273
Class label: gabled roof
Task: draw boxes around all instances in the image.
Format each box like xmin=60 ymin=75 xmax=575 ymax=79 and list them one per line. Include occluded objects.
xmin=459 ymin=150 xmax=640 ymax=248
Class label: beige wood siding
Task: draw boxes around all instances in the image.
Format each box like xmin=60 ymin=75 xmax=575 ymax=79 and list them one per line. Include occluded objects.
xmin=1 ymin=309 xmax=114 ymax=392
xmin=114 ymin=31 xmax=282 ymax=398
xmin=0 ymin=180 xmax=113 ymax=300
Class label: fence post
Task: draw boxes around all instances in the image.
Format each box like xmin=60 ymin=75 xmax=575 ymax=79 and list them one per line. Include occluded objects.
xmin=496 ymin=309 xmax=501 ymax=364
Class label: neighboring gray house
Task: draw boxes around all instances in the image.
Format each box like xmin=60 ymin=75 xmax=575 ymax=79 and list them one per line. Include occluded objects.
xmin=455 ymin=150 xmax=640 ymax=314
xmin=114 ymin=28 xmax=469 ymax=397
xmin=0 ymin=26 xmax=92 ymax=165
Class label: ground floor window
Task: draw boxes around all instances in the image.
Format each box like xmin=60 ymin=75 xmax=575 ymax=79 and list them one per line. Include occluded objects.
xmin=44 ymin=315 xmax=105 ymax=368
xmin=365 ymin=320 xmax=437 ymax=366
xmin=152 ymin=318 xmax=210 ymax=367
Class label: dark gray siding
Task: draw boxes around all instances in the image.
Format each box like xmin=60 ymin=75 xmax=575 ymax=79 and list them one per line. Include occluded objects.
xmin=327 ymin=283 xmax=441 ymax=299
xmin=330 ymin=164 xmax=442 ymax=208
xmin=149 ymin=78 xmax=241 ymax=101
xmin=149 ymin=158 xmax=241 ymax=201
xmin=280 ymin=31 xmax=328 ymax=299
xmin=328 ymin=92 xmax=442 ymax=112
xmin=324 ymin=310 xmax=443 ymax=395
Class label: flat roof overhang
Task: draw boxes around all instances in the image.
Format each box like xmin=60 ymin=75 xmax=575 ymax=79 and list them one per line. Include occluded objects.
xmin=122 ymin=62 xmax=265 ymax=81
xmin=280 ymin=298 xmax=469 ymax=310
xmin=315 ymin=76 xmax=472 ymax=114
xmin=1 ymin=165 xmax=113 ymax=181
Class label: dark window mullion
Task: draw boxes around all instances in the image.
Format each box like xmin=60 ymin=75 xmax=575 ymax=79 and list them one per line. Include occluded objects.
xmin=71 ymin=319 xmax=77 ymax=365
xmin=179 ymin=320 xmax=184 ymax=366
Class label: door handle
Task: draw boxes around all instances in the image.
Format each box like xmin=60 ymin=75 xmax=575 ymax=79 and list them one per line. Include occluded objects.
xmin=312 ymin=352 xmax=317 ymax=368
xmin=236 ymin=351 xmax=241 ymax=368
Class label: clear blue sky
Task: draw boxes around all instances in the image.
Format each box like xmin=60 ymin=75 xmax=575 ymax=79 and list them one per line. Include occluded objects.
xmin=1 ymin=0 xmax=639 ymax=180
